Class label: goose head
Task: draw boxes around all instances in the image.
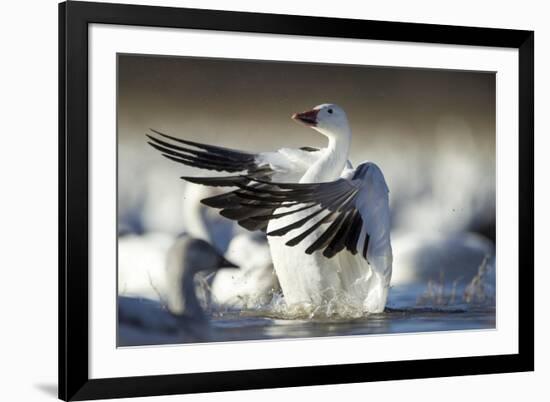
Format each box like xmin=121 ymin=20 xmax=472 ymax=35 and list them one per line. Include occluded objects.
xmin=292 ymin=104 xmax=351 ymax=140
xmin=183 ymin=237 xmax=239 ymax=275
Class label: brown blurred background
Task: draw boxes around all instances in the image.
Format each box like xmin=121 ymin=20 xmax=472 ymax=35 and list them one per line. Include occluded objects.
xmin=118 ymin=54 xmax=494 ymax=151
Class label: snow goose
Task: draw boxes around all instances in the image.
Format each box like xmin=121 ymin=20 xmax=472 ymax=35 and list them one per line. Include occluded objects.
xmin=147 ymin=104 xmax=392 ymax=315
xmin=163 ymin=235 xmax=238 ymax=321
xmin=391 ymin=231 xmax=494 ymax=286
xmin=118 ymin=234 xmax=238 ymax=339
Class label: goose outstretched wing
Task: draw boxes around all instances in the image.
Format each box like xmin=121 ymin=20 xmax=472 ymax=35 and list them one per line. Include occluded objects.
xmin=146 ymin=130 xmax=323 ymax=231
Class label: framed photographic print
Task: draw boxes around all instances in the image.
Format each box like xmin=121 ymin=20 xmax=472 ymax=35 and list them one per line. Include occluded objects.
xmin=59 ymin=1 xmax=534 ymax=400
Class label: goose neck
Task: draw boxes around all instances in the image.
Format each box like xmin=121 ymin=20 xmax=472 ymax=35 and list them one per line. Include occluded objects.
xmin=181 ymin=270 xmax=204 ymax=319
xmin=301 ymin=130 xmax=351 ymax=183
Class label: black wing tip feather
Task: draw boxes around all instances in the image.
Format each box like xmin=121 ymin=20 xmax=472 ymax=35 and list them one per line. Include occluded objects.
xmin=322 ymin=211 xmax=357 ymax=258
xmin=148 ymin=128 xmax=181 ymax=143
xmin=180 ymin=175 xmax=246 ymax=186
xmin=148 ymin=129 xmax=255 ymax=157
xmin=147 ymin=130 xmax=259 ymax=173
xmin=201 ymin=197 xmax=228 ymax=208
xmin=299 ymin=146 xmax=320 ymax=152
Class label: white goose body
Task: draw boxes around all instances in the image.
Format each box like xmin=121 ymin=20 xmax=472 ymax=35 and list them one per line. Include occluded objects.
xmin=266 ymin=105 xmax=391 ymax=314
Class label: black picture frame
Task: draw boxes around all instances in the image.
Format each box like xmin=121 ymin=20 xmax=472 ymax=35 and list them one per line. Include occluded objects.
xmin=59 ymin=1 xmax=534 ymax=400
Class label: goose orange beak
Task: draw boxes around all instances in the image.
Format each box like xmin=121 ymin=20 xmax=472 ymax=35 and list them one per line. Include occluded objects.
xmin=218 ymin=256 xmax=239 ymax=269
xmin=292 ymin=109 xmax=319 ymax=127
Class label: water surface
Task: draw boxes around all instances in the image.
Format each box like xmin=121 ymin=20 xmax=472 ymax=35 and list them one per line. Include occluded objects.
xmin=118 ymin=284 xmax=495 ymax=347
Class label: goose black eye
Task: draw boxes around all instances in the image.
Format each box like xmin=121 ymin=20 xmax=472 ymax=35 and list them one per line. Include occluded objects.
xmin=328 ymin=109 xmax=333 ymax=114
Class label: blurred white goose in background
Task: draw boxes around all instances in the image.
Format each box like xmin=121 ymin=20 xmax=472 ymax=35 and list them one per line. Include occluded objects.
xmin=147 ymin=103 xmax=393 ymax=315
xmin=119 ymin=192 xmax=274 ymax=313
xmin=163 ymin=235 xmax=239 ymax=319
xmin=386 ymin=230 xmax=495 ymax=309
xmin=391 ymin=230 xmax=494 ymax=286
xmin=118 ymin=234 xmax=238 ymax=344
